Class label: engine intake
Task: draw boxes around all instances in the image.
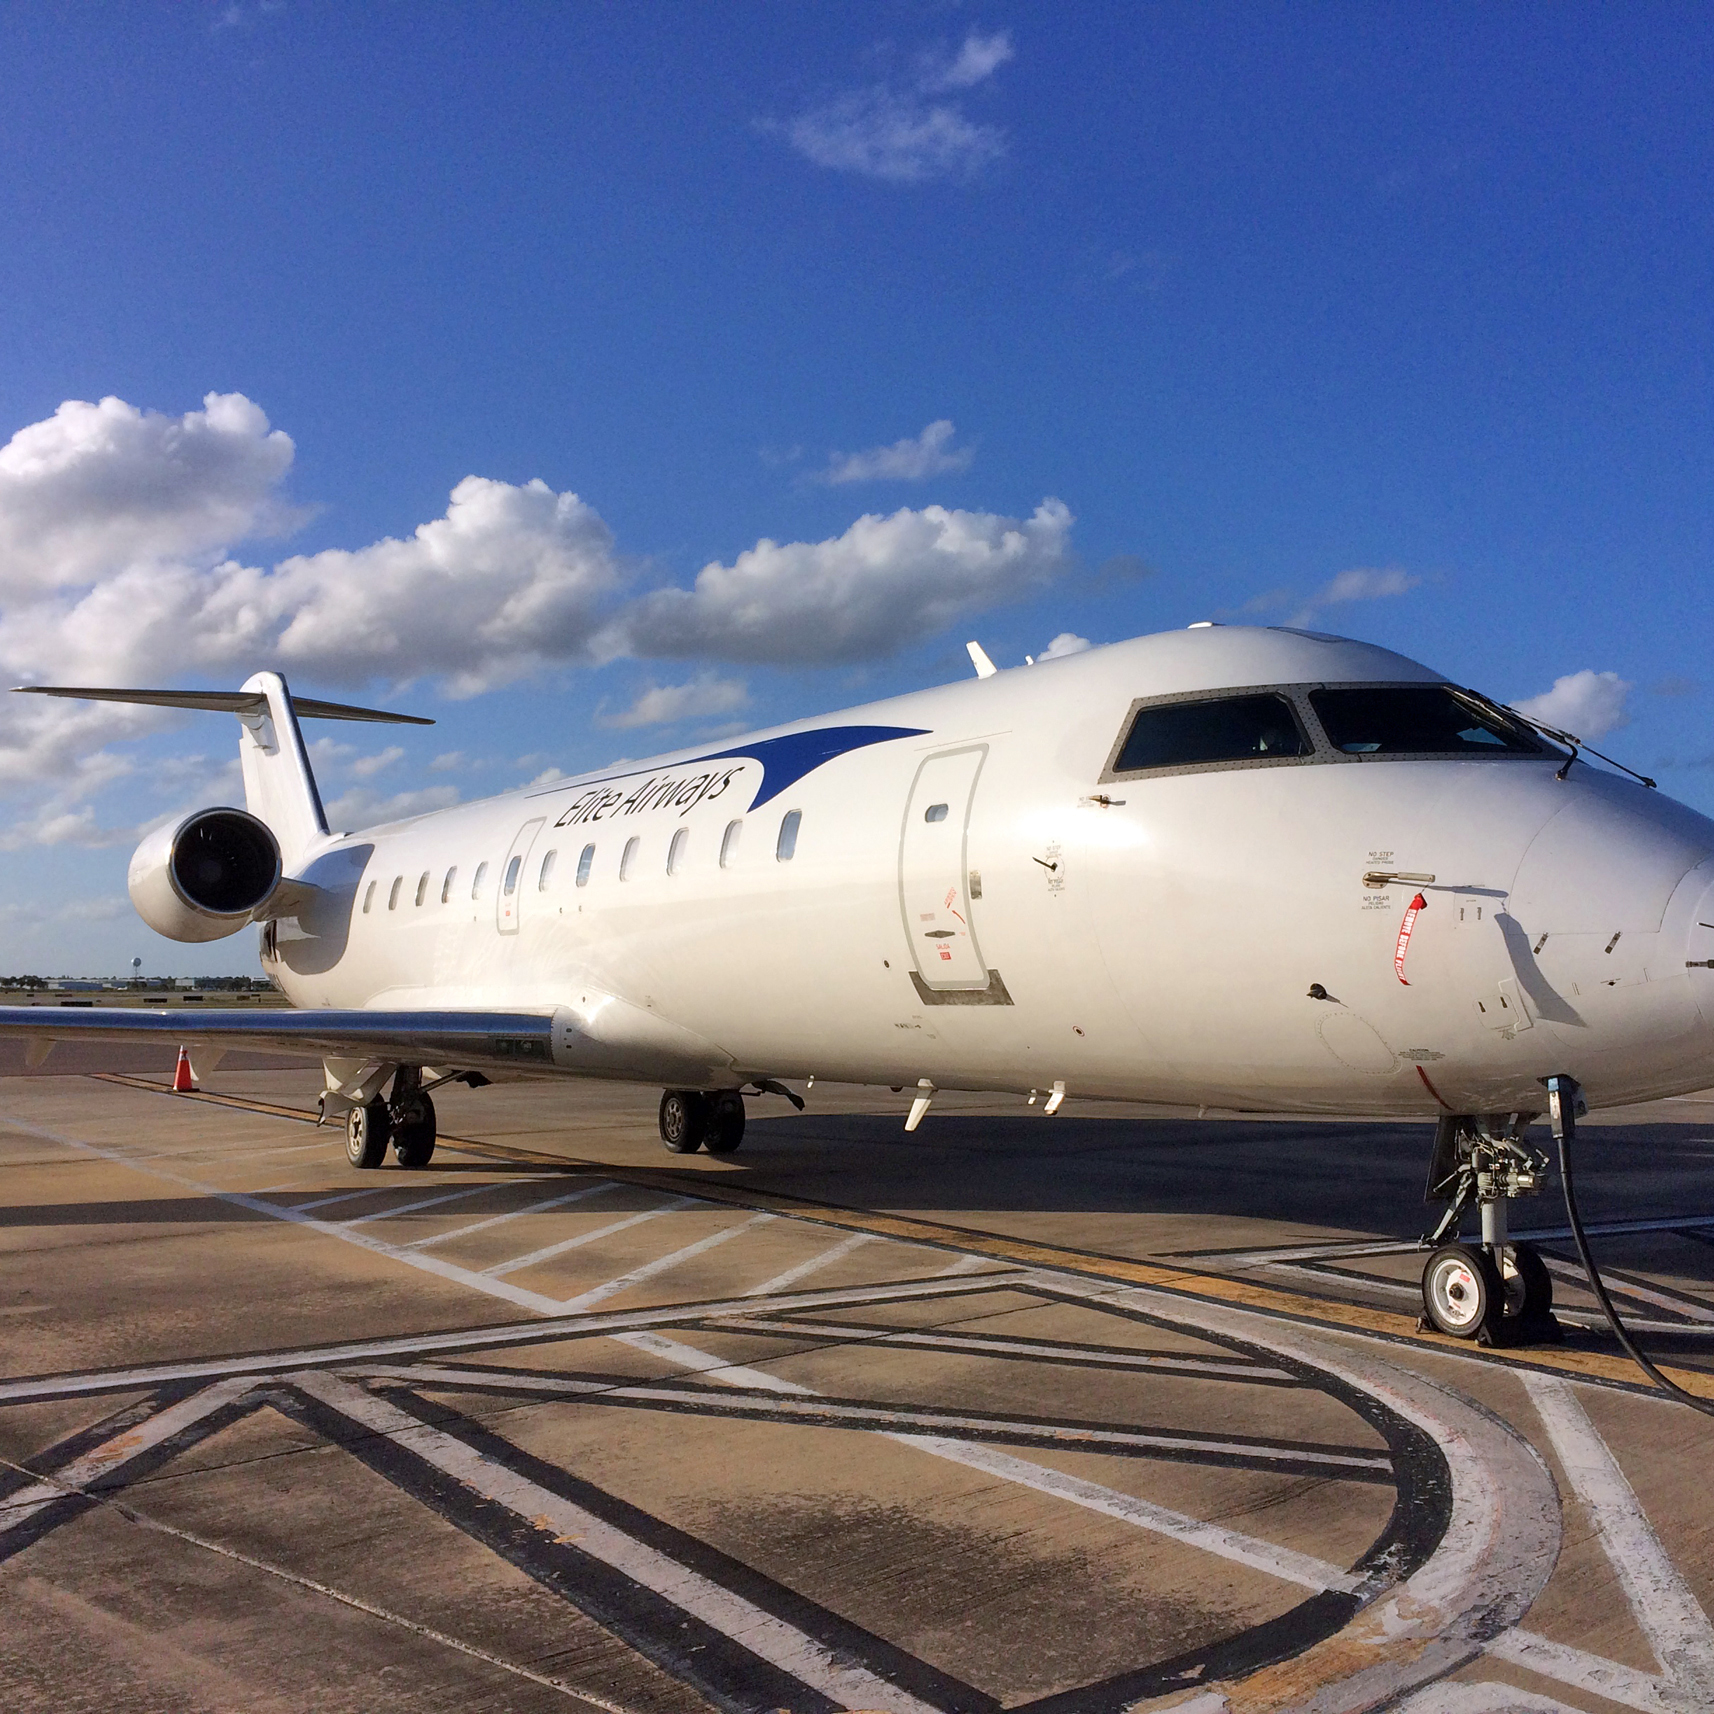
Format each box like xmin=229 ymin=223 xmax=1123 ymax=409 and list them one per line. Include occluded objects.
xmin=129 ymin=808 xmax=283 ymax=943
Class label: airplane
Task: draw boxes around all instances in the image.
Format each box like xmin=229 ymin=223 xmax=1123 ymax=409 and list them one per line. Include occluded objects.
xmin=5 ymin=623 xmax=1712 ymax=1348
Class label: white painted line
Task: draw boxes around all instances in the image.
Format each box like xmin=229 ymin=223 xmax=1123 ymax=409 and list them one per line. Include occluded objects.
xmin=1540 ymin=1258 xmax=1714 ymax=1324
xmin=1389 ymin=1679 xmax=1584 ymax=1712
xmin=400 ymin=1181 xmax=619 ymax=1250
xmin=345 ymin=1181 xmax=526 ymax=1228
xmin=0 ymin=1274 xmax=1031 ymax=1404
xmin=293 ymin=1370 xmax=943 ymax=1714
xmin=291 ymin=1186 xmax=395 ymax=1213
xmin=614 ymin=1330 xmax=809 ymax=1392
xmin=1487 ymin=1628 xmax=1674 ymax=1712
xmin=935 ymin=1252 xmax=997 ymax=1276
xmin=612 ymin=1331 xmax=1363 ymax=1588
xmin=1523 ymin=1373 xmax=1714 ymax=1700
xmin=482 ymin=1197 xmax=699 ymax=1278
xmin=743 ymin=1232 xmax=875 ymax=1297
xmin=1 ymin=1377 xmax=256 ymax=1530
xmin=557 ymin=1213 xmax=775 ymax=1312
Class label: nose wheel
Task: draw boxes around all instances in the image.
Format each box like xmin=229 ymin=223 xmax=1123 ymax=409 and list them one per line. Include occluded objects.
xmin=1419 ymin=1113 xmax=1560 ymax=1345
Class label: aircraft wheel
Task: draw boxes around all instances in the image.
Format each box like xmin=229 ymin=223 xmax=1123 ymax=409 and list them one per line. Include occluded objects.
xmin=1421 ymin=1242 xmax=1502 ymax=1340
xmin=702 ymin=1090 xmax=746 ymax=1155
xmin=346 ymin=1099 xmax=391 ymax=1170
xmin=1505 ymin=1242 xmax=1554 ymax=1323
xmin=659 ymin=1089 xmax=708 ymax=1153
xmin=392 ymin=1092 xmax=437 ymax=1169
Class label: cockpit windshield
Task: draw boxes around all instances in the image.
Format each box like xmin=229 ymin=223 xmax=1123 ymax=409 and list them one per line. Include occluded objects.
xmin=1113 ymin=693 xmax=1310 ymax=772
xmin=1309 ymin=686 xmax=1546 ymax=757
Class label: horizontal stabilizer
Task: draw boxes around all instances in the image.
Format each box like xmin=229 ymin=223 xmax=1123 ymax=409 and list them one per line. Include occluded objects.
xmin=11 ymin=686 xmax=433 ymax=725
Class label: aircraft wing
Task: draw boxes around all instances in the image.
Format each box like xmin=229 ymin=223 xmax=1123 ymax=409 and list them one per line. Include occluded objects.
xmin=0 ymin=1006 xmax=555 ymax=1070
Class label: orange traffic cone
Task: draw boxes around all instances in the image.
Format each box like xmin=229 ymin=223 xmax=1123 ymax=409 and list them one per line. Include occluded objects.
xmin=172 ymin=1046 xmax=195 ymax=1093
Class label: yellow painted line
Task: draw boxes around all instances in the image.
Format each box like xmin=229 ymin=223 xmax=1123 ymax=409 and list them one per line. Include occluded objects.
xmin=89 ymin=1072 xmax=1714 ymax=1401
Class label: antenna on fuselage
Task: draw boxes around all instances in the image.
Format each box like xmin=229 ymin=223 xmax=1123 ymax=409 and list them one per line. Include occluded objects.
xmin=965 ymin=641 xmax=998 ymax=679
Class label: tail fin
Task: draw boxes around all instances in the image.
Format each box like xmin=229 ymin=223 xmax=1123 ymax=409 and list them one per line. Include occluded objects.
xmin=11 ymin=677 xmax=432 ymax=868
xmin=236 ymin=671 xmax=330 ymax=865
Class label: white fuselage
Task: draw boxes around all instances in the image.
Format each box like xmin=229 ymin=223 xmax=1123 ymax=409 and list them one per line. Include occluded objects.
xmin=265 ymin=627 xmax=1714 ymax=1116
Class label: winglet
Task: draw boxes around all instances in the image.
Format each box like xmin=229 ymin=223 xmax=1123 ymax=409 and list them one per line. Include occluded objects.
xmin=966 ymin=641 xmax=998 ymax=679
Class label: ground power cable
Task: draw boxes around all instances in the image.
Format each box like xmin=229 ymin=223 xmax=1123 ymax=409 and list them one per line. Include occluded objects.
xmin=1548 ymin=1074 xmax=1714 ymax=1420
xmin=0 ymin=1449 xmax=638 ymax=1713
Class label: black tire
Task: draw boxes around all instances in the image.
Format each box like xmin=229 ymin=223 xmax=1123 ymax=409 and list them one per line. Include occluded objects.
xmin=346 ymin=1099 xmax=391 ymax=1169
xmin=1507 ymin=1242 xmax=1554 ymax=1322
xmin=703 ymin=1090 xmax=746 ymax=1155
xmin=392 ymin=1091 xmax=437 ymax=1169
xmin=659 ymin=1089 xmax=707 ymax=1153
xmin=1421 ymin=1242 xmax=1502 ymax=1340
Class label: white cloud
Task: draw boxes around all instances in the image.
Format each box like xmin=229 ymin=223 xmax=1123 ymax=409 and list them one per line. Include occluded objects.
xmin=1286 ymin=565 xmax=1420 ymax=627
xmin=428 ymin=751 xmax=465 ymax=772
xmin=923 ymin=31 xmax=1014 ymax=92
xmin=610 ymin=498 xmax=1072 ymax=665
xmin=601 ymin=676 xmax=750 ymax=729
xmin=818 ymin=420 xmax=973 ymax=485
xmin=0 ymin=392 xmax=296 ymax=593
xmin=348 ymin=745 xmax=404 ymax=780
xmin=319 ymin=783 xmax=459 ymax=831
xmin=1038 ymin=631 xmax=1091 ymax=661
xmin=0 ymin=391 xmax=1076 ymax=844
xmin=773 ymin=31 xmax=1012 ymax=183
xmin=1512 ymin=669 xmax=1632 ymax=740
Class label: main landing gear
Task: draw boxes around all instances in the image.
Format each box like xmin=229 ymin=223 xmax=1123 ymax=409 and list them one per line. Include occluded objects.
xmin=658 ymin=1089 xmax=746 ymax=1155
xmin=1418 ymin=1114 xmax=1559 ymax=1345
xmin=345 ymin=1066 xmax=442 ymax=1170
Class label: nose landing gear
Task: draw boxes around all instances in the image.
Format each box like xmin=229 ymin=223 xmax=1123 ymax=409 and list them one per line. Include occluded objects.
xmin=1419 ymin=1113 xmax=1559 ymax=1345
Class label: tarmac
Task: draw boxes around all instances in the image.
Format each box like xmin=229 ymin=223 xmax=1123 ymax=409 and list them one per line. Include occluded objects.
xmin=3 ymin=1042 xmax=1714 ymax=1713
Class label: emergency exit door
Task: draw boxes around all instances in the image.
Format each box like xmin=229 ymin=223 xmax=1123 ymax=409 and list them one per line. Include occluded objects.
xmin=496 ymin=818 xmax=545 ymax=935
xmin=899 ymin=746 xmax=989 ymax=991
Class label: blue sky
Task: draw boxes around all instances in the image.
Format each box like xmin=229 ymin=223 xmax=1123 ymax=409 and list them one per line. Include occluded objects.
xmin=1 ymin=3 xmax=1710 ymax=973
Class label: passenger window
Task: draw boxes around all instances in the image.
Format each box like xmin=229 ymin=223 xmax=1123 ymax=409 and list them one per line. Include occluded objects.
xmin=414 ymin=871 xmax=429 ymax=907
xmin=1309 ymin=687 xmax=1546 ymax=757
xmin=388 ymin=876 xmax=403 ymax=910
xmin=441 ymin=866 xmax=457 ymax=903
xmin=719 ymin=819 xmax=742 ymax=868
xmin=667 ymin=828 xmax=688 ymax=875
xmin=620 ymin=836 xmax=640 ymax=880
xmin=924 ymin=803 xmax=949 ymax=823
xmin=362 ymin=881 xmax=376 ymax=914
xmin=538 ymin=849 xmax=557 ymax=891
xmin=1114 ymin=694 xmax=1309 ymax=773
xmin=576 ymin=844 xmax=595 ymax=887
xmin=776 ymin=809 xmax=801 ymax=862
xmin=503 ymin=855 xmax=523 ymax=896
xmin=470 ymin=860 xmax=489 ymax=899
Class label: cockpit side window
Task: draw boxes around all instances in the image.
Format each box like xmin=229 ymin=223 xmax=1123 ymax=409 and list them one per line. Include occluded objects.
xmin=1111 ymin=693 xmax=1310 ymax=775
xmin=1309 ymin=687 xmax=1546 ymax=757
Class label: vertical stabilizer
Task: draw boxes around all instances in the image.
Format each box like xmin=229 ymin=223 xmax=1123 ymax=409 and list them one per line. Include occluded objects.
xmin=237 ymin=671 xmax=330 ymax=866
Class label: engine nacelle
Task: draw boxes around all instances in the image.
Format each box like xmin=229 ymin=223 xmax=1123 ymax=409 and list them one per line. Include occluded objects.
xmin=128 ymin=808 xmax=283 ymax=943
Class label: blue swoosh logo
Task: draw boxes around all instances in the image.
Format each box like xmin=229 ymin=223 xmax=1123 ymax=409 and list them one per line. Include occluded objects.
xmin=693 ymin=725 xmax=929 ymax=808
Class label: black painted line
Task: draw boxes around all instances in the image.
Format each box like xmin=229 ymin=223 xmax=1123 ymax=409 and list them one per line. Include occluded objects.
xmin=278 ymin=1381 xmax=994 ymax=1714
xmin=378 ymin=1368 xmax=1394 ymax=1482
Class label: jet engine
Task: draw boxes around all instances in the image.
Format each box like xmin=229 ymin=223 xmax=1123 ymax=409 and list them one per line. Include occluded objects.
xmin=128 ymin=808 xmax=283 ymax=943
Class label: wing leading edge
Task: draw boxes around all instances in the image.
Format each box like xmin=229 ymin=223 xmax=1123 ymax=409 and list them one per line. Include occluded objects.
xmin=0 ymin=1006 xmax=554 ymax=1069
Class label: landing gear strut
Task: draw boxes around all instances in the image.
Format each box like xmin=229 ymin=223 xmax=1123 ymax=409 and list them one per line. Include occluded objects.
xmin=658 ymin=1089 xmax=746 ymax=1155
xmin=1419 ymin=1113 xmax=1558 ymax=1345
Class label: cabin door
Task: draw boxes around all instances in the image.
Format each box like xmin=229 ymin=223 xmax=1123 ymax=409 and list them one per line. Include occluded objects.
xmin=898 ymin=746 xmax=989 ymax=992
xmin=496 ymin=818 xmax=545 ymax=935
